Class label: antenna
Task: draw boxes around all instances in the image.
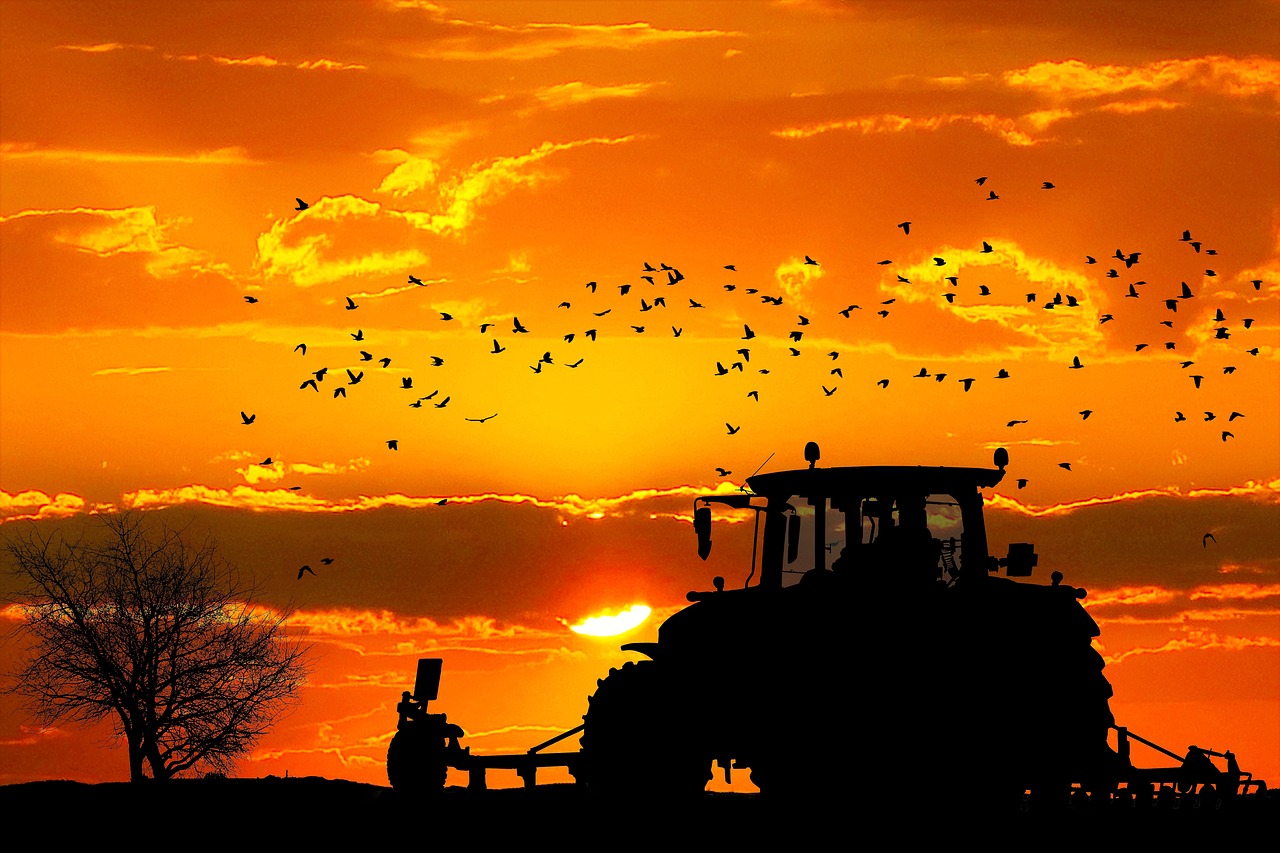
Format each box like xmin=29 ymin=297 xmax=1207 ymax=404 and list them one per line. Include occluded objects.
xmin=740 ymin=451 xmax=775 ymax=491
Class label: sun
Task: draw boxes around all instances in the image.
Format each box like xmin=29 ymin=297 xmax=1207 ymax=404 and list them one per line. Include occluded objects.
xmin=558 ymin=604 xmax=652 ymax=637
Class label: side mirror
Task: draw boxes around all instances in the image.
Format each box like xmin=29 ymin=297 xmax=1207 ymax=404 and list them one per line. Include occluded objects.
xmin=786 ymin=513 xmax=801 ymax=564
xmin=1001 ymin=542 xmax=1038 ymax=577
xmin=694 ymin=506 xmax=712 ymax=560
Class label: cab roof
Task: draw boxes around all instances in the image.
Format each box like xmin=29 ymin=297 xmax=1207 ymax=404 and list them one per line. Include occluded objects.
xmin=746 ymin=465 xmax=1006 ymax=501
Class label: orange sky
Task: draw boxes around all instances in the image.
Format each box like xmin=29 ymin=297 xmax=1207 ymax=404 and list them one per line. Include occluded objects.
xmin=1 ymin=0 xmax=1277 ymax=790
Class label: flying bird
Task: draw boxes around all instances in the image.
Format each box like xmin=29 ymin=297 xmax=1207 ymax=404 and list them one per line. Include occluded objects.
xmin=379 ymin=357 xmax=391 ymax=368
xmin=1041 ymin=181 xmax=1055 ymax=189
xmin=915 ymin=368 xmax=930 ymax=378
xmin=986 ymin=190 xmax=999 ymax=200
xmin=716 ymin=467 xmax=732 ymax=476
xmin=898 ymin=221 xmax=911 ymax=234
xmin=1058 ymin=462 xmax=1072 ymax=471
xmin=876 ymin=379 xmax=889 ymax=388
xmin=747 ymin=390 xmax=759 ymax=400
xmin=512 ymin=317 xmax=529 ymax=333
xmin=300 ymin=379 xmax=318 ymax=391
xmin=742 ymin=325 xmax=756 ymax=340
xmin=294 ymin=343 xmax=306 ymax=354
xmin=1017 ymin=479 xmax=1028 ymax=489
xmin=359 ymin=351 xmax=373 ymax=361
xmin=823 ymin=386 xmax=837 ymax=396
xmin=387 ymin=440 xmax=398 ymax=450
xmin=1069 ymin=356 xmax=1083 ymax=369
xmin=491 ymin=340 xmax=506 ymax=354
xmin=351 ymin=329 xmax=364 ymax=341
xmin=1079 ymin=410 xmax=1093 ymax=420
xmin=959 ymin=378 xmax=975 ymax=391
xmin=726 ymin=423 xmax=741 ymax=435
xmin=298 ymin=565 xmax=315 ymax=579
xmin=345 ymin=296 xmax=358 ymax=310
xmin=1229 ymin=411 xmax=1244 ymax=421
xmin=244 ymin=295 xmax=259 ymax=304
xmin=804 ymin=255 xmax=818 ymax=265
xmin=1222 ymin=431 xmax=1234 ymax=441
xmin=1203 ymin=532 xmax=1216 ymax=548
xmin=466 ymin=414 xmax=498 ymax=423
xmin=321 ymin=558 xmax=334 ymax=565
xmin=240 ymin=411 xmax=255 ymax=425
xmin=1174 ymin=411 xmax=1186 ymax=422
xmin=981 ymin=241 xmax=993 ymax=253
xmin=672 ymin=327 xmax=682 ymax=337
xmin=434 ymin=396 xmax=450 ymax=408
xmin=1191 ymin=375 xmax=1204 ymax=388
xmin=566 ymin=358 xmax=584 ymax=368
xmin=409 ymin=274 xmax=424 ymax=286
xmin=401 ymin=377 xmax=413 ymax=389
xmin=430 ymin=356 xmax=444 ymax=366
xmin=975 ymin=176 xmax=988 ymax=185
xmin=295 ymin=198 xmax=309 ymax=211
xmin=1007 ymin=420 xmax=1027 ymax=427
xmin=995 ymin=368 xmax=1010 ymax=379
xmin=346 ymin=369 xmax=363 ymax=384
xmin=333 ymin=387 xmax=346 ymax=398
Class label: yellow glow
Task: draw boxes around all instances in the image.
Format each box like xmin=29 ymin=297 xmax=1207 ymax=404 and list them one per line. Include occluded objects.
xmin=561 ymin=605 xmax=652 ymax=637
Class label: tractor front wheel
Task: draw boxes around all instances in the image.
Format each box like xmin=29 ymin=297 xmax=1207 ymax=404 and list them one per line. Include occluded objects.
xmin=386 ymin=727 xmax=448 ymax=793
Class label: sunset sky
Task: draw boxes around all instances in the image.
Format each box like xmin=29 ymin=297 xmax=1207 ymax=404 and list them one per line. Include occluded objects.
xmin=1 ymin=0 xmax=1277 ymax=791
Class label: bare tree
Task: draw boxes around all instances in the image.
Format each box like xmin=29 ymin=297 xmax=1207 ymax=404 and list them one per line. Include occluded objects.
xmin=2 ymin=510 xmax=313 ymax=782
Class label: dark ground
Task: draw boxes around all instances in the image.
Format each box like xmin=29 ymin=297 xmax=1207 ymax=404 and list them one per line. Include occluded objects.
xmin=1 ymin=778 xmax=1275 ymax=846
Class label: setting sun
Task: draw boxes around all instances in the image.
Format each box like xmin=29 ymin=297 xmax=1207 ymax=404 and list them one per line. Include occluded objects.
xmin=560 ymin=605 xmax=652 ymax=637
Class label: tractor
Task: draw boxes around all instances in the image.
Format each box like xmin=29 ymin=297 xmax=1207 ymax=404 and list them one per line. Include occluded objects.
xmin=387 ymin=442 xmax=1266 ymax=810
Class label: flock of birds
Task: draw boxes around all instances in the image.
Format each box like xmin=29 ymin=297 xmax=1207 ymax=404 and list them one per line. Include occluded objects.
xmin=236 ymin=180 xmax=1263 ymax=578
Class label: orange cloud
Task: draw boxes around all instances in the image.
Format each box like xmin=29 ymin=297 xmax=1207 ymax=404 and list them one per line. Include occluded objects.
xmin=1004 ymin=56 xmax=1280 ymax=101
xmin=410 ymin=19 xmax=742 ymax=62
xmin=988 ymin=479 xmax=1280 ymax=518
xmin=0 ymin=489 xmax=89 ymax=522
xmin=1104 ymin=633 xmax=1280 ymax=665
xmin=0 ymin=143 xmax=260 ymax=166
xmin=772 ymin=113 xmax=1041 ymax=147
xmin=532 ymin=81 xmax=660 ymax=108
xmin=1191 ymin=584 xmax=1280 ymax=601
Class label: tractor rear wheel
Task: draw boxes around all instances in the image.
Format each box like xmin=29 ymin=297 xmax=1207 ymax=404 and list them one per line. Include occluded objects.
xmin=580 ymin=660 xmax=710 ymax=800
xmin=386 ymin=727 xmax=448 ymax=793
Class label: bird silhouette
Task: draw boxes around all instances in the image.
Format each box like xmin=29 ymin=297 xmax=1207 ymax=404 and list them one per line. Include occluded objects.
xmin=979 ymin=285 xmax=991 ymax=296
xmin=241 ymin=411 xmax=256 ymax=425
xmin=1229 ymin=411 xmax=1244 ymax=421
xmin=359 ymin=351 xmax=373 ymax=361
xmin=1058 ymin=462 xmax=1072 ymax=471
xmin=298 ymin=565 xmax=315 ymax=579
xmin=300 ymin=379 xmax=318 ymax=391
xmin=379 ymin=357 xmax=392 ymax=368
xmin=631 ymin=325 xmax=645 ymax=333
xmin=1191 ymin=375 xmax=1204 ymax=388
xmin=430 ymin=356 xmax=444 ymax=366
xmin=1069 ymin=356 xmax=1083 ymax=369
xmin=294 ymin=343 xmax=306 ymax=354
xmin=1017 ymin=479 xmax=1028 ymax=489
xmin=1204 ymin=412 xmax=1216 ymax=421
xmin=823 ymin=386 xmax=837 ymax=396
xmin=726 ymin=423 xmax=741 ymax=435
xmin=466 ymin=414 xmax=498 ymax=423
xmin=914 ymin=368 xmax=930 ymax=378
xmin=440 ymin=312 xmax=454 ymax=321
xmin=352 ymin=329 xmax=364 ymax=341
xmin=1174 ymin=411 xmax=1186 ymax=422
xmin=981 ymin=241 xmax=993 ymax=253
xmin=401 ymin=377 xmax=413 ymax=389
xmin=898 ymin=222 xmax=911 ymax=234
xmin=434 ymin=396 xmax=450 ymax=408
xmin=689 ymin=299 xmax=704 ymax=308
xmin=321 ymin=558 xmax=334 ymax=565
xmin=1041 ymin=181 xmax=1055 ymax=189
xmin=959 ymin=378 xmax=975 ymax=391
xmin=566 ymin=358 xmax=584 ymax=368
xmin=491 ymin=340 xmax=506 ymax=354
xmin=295 ymin=198 xmax=309 ymax=211
xmin=593 ymin=309 xmax=612 ymax=317
xmin=345 ymin=296 xmax=358 ymax=310
xmin=1222 ymin=431 xmax=1234 ymax=441
xmin=672 ymin=327 xmax=682 ymax=337
xmin=995 ymin=368 xmax=1010 ymax=379
xmin=1203 ymin=532 xmax=1216 ymax=548
xmin=585 ymin=329 xmax=597 ymax=341
xmin=986 ymin=190 xmax=999 ymax=200
xmin=747 ymin=390 xmax=759 ymax=400
xmin=975 ymin=176 xmax=987 ymax=185
xmin=1007 ymin=420 xmax=1027 ymax=427
xmin=876 ymin=379 xmax=889 ymax=388
xmin=742 ymin=325 xmax=755 ymax=340
xmin=512 ymin=317 xmax=529 ymax=333
xmin=619 ymin=284 xmax=631 ymax=295
xmin=387 ymin=440 xmax=398 ymax=450
xmin=244 ymin=295 xmax=259 ymax=304
xmin=409 ymin=274 xmax=424 ymax=286
xmin=724 ymin=264 xmax=736 ymax=271
xmin=530 ymin=363 xmax=542 ymax=374
xmin=346 ymin=369 xmax=363 ymax=384
xmin=333 ymin=387 xmax=346 ymax=398
xmin=259 ymin=457 xmax=273 ymax=465
xmin=1080 ymin=410 xmax=1093 ymax=420
xmin=716 ymin=467 xmax=732 ymax=476
xmin=804 ymin=255 xmax=818 ymax=265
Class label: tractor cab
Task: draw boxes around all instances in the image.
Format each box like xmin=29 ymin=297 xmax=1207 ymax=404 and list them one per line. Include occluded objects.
xmin=693 ymin=442 xmax=1036 ymax=596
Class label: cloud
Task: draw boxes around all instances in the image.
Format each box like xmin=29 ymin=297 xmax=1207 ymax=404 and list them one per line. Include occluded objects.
xmin=119 ymin=481 xmax=748 ymax=517
xmin=1004 ymin=56 xmax=1280 ymax=102
xmin=987 ymin=479 xmax=1280 ymax=519
xmin=0 ymin=206 xmax=213 ymax=279
xmin=773 ymin=256 xmax=825 ymax=312
xmin=772 ymin=113 xmax=1042 ymax=147
xmin=91 ymin=366 xmax=172 ymax=377
xmin=0 ymin=490 xmax=89 ymax=522
xmin=532 ymin=81 xmax=660 ymax=109
xmin=260 ymin=136 xmax=636 ymax=285
xmin=1102 ymin=632 xmax=1280 ymax=665
xmin=411 ymin=19 xmax=741 ymax=62
xmin=0 ymin=143 xmax=261 ymax=166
